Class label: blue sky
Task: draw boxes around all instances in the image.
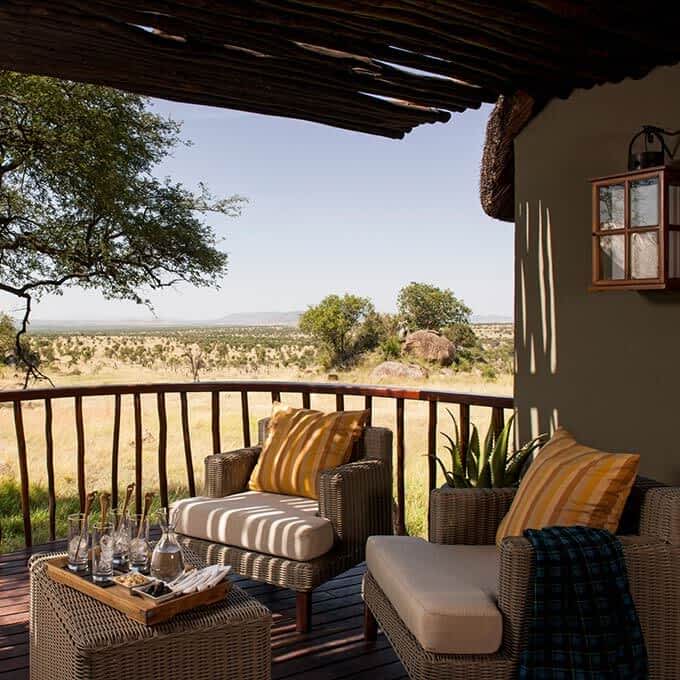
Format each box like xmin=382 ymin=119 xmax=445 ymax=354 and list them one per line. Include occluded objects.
xmin=17 ymin=100 xmax=513 ymax=322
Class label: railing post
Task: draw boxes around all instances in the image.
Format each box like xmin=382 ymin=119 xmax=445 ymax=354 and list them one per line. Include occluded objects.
xmin=492 ymin=406 xmax=505 ymax=437
xmin=240 ymin=391 xmax=251 ymax=447
xmin=364 ymin=395 xmax=373 ymax=426
xmin=211 ymin=391 xmax=221 ymax=454
xmin=157 ymin=392 xmax=168 ymax=509
xmin=427 ymin=401 xmax=438 ymax=492
xmin=335 ymin=393 xmax=345 ymax=411
xmin=111 ymin=394 xmax=121 ymax=510
xmin=459 ymin=403 xmax=470 ymax=474
xmin=74 ymin=395 xmax=86 ymax=512
xmin=180 ymin=392 xmax=196 ymax=497
xmin=44 ymin=399 xmax=56 ymax=542
xmin=396 ymin=397 xmax=406 ymax=536
xmin=271 ymin=390 xmax=281 ymax=403
xmin=13 ymin=401 xmax=32 ymax=548
xmin=133 ymin=392 xmax=143 ymax=513
xmin=302 ymin=391 xmax=311 ymax=409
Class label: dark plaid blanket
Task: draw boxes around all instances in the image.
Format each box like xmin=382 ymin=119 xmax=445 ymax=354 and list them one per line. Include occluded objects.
xmin=519 ymin=526 xmax=648 ymax=679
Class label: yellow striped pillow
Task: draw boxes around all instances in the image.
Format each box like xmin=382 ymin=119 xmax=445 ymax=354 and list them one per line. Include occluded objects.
xmin=496 ymin=428 xmax=639 ymax=545
xmin=248 ymin=403 xmax=369 ymax=500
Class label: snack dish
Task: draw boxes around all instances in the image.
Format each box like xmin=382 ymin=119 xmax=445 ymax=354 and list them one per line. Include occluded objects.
xmin=113 ymin=571 xmax=151 ymax=591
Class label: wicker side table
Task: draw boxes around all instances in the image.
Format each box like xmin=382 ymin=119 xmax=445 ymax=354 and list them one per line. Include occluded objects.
xmin=29 ymin=553 xmax=271 ymax=680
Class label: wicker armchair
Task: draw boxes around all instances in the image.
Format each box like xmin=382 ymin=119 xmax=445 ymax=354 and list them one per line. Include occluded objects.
xmin=178 ymin=418 xmax=393 ymax=632
xmin=363 ymin=478 xmax=680 ymax=680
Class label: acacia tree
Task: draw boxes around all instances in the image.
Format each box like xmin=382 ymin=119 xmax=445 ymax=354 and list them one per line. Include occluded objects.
xmin=397 ymin=282 xmax=471 ymax=331
xmin=299 ymin=294 xmax=375 ymax=367
xmin=0 ymin=72 xmax=245 ymax=385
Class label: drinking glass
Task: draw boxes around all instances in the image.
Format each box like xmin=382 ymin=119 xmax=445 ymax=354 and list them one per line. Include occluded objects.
xmin=91 ymin=521 xmax=115 ymax=583
xmin=150 ymin=508 xmax=184 ymax=582
xmin=67 ymin=513 xmax=89 ymax=572
xmin=129 ymin=514 xmax=151 ymax=572
xmin=111 ymin=509 xmax=131 ymax=570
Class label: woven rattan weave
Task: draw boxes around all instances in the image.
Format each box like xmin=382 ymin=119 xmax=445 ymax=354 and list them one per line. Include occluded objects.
xmin=180 ymin=419 xmax=393 ymax=631
xmin=364 ymin=478 xmax=680 ymax=680
xmin=29 ymin=552 xmax=272 ymax=680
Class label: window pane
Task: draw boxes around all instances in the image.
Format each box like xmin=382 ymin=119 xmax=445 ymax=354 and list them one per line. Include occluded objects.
xmin=631 ymin=231 xmax=659 ymax=279
xmin=630 ymin=177 xmax=659 ymax=227
xmin=599 ymin=234 xmax=625 ymax=280
xmin=599 ymin=184 xmax=624 ymax=230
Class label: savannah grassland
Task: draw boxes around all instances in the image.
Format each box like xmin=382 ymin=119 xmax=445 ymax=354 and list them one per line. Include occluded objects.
xmin=0 ymin=324 xmax=513 ymax=553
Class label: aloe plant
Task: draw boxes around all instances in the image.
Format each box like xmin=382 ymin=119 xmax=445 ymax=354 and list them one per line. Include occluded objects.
xmin=431 ymin=410 xmax=546 ymax=489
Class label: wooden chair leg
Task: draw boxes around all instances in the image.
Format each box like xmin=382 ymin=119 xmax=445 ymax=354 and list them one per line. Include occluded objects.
xmin=296 ymin=591 xmax=312 ymax=633
xmin=364 ymin=603 xmax=378 ymax=641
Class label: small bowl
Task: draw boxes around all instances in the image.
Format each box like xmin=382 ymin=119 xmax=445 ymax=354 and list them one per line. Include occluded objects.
xmin=113 ymin=572 xmax=151 ymax=591
xmin=133 ymin=582 xmax=178 ymax=604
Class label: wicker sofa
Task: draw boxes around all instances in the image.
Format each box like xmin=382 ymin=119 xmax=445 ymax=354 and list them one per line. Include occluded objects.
xmin=176 ymin=418 xmax=393 ymax=632
xmin=363 ymin=478 xmax=680 ymax=679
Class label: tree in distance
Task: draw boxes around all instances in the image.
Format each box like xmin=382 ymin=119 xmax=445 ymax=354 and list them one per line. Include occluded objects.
xmin=299 ymin=294 xmax=379 ymax=368
xmin=397 ymin=282 xmax=471 ymax=332
xmin=0 ymin=72 xmax=246 ymax=386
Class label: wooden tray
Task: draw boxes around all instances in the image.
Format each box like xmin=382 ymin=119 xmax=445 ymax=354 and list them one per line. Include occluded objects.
xmin=45 ymin=556 xmax=231 ymax=625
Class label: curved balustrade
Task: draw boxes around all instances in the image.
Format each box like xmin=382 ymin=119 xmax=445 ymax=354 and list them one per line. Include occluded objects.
xmin=0 ymin=381 xmax=514 ymax=548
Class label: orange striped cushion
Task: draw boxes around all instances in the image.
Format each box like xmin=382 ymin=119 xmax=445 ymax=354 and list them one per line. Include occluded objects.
xmin=248 ymin=403 xmax=369 ymax=500
xmin=496 ymin=428 xmax=639 ymax=545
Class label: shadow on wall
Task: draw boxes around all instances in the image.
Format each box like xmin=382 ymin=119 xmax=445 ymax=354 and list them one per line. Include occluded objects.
xmin=516 ymin=199 xmax=560 ymax=441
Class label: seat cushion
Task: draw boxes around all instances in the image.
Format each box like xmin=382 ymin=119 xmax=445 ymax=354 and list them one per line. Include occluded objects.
xmin=173 ymin=491 xmax=335 ymax=562
xmin=366 ymin=536 xmax=502 ymax=655
xmin=248 ymin=403 xmax=369 ymax=499
xmin=496 ymin=427 xmax=640 ymax=545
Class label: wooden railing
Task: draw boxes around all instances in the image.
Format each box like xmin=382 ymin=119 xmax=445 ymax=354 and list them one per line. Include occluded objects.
xmin=1 ymin=381 xmax=514 ymax=548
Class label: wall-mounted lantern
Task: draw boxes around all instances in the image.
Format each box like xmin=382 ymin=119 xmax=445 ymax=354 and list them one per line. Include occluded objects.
xmin=590 ymin=126 xmax=680 ymax=291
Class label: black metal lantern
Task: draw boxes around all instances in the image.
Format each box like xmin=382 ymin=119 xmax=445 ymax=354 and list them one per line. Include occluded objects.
xmin=628 ymin=125 xmax=678 ymax=170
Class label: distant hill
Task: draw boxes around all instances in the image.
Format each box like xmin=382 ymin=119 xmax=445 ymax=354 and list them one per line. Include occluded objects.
xmin=213 ymin=311 xmax=302 ymax=326
xmin=471 ymin=315 xmax=513 ymax=325
xmin=29 ymin=311 xmax=511 ymax=331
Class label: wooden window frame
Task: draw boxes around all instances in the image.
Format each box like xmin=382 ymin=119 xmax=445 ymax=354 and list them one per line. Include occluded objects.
xmin=591 ymin=167 xmax=667 ymax=291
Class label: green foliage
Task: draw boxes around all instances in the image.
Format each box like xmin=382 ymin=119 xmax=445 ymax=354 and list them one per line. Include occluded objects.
xmin=481 ymin=365 xmax=497 ymax=381
xmin=0 ymin=72 xmax=246 ymax=383
xmin=0 ymin=313 xmax=15 ymax=359
xmin=397 ymin=282 xmax=471 ymax=332
xmin=299 ymin=294 xmax=376 ymax=367
xmin=432 ymin=410 xmax=546 ymax=488
xmin=380 ymin=335 xmax=402 ymax=360
xmin=443 ymin=322 xmax=480 ymax=349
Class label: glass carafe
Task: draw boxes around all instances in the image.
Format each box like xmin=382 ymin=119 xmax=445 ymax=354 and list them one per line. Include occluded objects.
xmin=150 ymin=508 xmax=184 ymax=582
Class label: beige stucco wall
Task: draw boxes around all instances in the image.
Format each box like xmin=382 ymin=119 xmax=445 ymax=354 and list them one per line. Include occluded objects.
xmin=514 ymin=64 xmax=680 ymax=484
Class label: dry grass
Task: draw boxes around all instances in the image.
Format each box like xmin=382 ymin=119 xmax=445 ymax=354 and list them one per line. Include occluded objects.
xmin=0 ymin=328 xmax=513 ymax=552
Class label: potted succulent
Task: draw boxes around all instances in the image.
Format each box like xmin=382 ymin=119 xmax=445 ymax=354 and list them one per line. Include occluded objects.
xmin=431 ymin=410 xmax=546 ymax=489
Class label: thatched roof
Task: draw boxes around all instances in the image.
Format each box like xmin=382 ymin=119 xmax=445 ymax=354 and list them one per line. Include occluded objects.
xmin=3 ymin=2 xmax=680 ymax=218
xmin=480 ymin=93 xmax=544 ymax=222
xmin=2 ymin=2 xmax=680 ymax=142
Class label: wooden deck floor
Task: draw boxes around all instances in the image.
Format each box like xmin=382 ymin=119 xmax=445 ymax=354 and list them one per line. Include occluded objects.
xmin=0 ymin=543 xmax=406 ymax=679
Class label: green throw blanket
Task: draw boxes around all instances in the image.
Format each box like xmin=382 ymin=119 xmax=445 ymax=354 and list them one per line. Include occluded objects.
xmin=519 ymin=526 xmax=648 ymax=679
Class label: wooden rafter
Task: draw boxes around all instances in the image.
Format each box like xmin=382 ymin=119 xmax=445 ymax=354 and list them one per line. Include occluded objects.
xmin=1 ymin=1 xmax=679 ymax=138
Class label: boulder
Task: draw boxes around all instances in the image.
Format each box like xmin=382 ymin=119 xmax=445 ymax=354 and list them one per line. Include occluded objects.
xmin=371 ymin=361 xmax=429 ymax=381
xmin=403 ymin=330 xmax=456 ymax=366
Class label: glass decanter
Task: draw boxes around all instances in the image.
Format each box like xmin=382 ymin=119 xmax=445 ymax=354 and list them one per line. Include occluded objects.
xmin=150 ymin=508 xmax=185 ymax=582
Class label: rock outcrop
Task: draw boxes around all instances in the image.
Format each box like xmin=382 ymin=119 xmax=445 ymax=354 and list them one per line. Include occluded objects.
xmin=402 ymin=330 xmax=456 ymax=366
xmin=371 ymin=361 xmax=429 ymax=381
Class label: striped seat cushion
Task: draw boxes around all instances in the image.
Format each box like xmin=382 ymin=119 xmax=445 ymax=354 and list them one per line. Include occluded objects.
xmin=496 ymin=428 xmax=639 ymax=545
xmin=248 ymin=403 xmax=369 ymax=500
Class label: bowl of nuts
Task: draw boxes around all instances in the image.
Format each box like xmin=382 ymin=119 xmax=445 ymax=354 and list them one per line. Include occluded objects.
xmin=113 ymin=571 xmax=151 ymax=591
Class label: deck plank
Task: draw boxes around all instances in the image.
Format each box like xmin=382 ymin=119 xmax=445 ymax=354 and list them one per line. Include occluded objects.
xmin=0 ymin=547 xmax=403 ymax=679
